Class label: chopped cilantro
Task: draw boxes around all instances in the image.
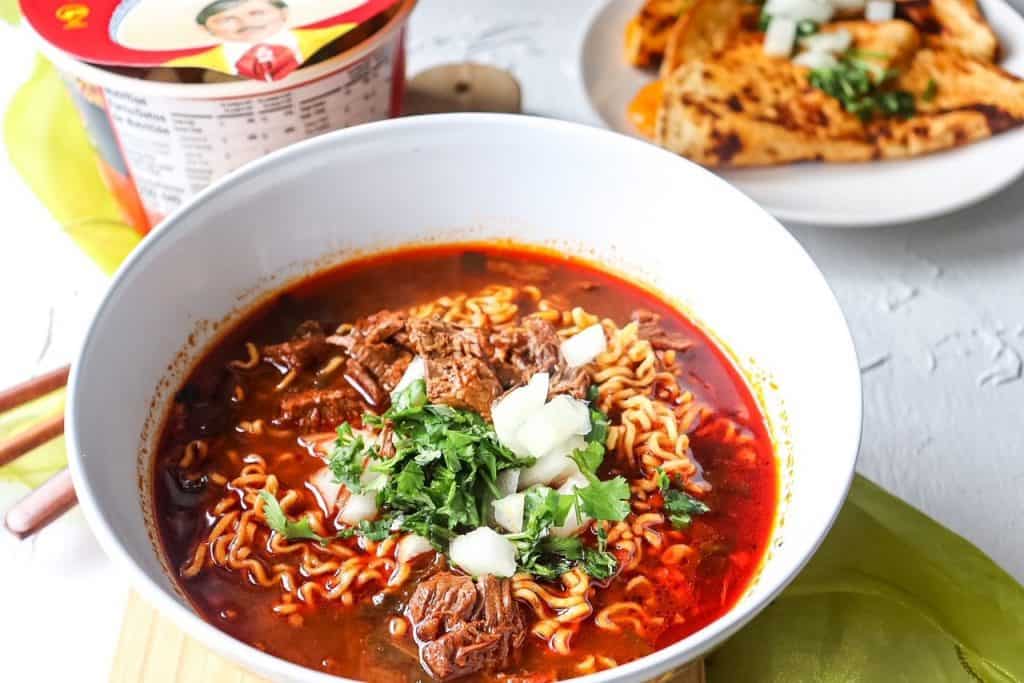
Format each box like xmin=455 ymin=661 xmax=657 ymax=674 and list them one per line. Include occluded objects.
xmin=570 ymin=399 xmax=630 ymax=523
xmin=258 ymin=490 xmax=330 ymax=544
xmin=583 ymin=526 xmax=618 ymax=580
xmin=509 ymin=488 xmax=619 ymax=580
xmin=923 ymin=78 xmax=938 ymax=102
xmin=570 ymin=440 xmax=606 ymax=475
xmin=587 ymin=401 xmax=609 ymax=447
xmin=809 ymin=54 xmax=916 ymax=121
xmin=657 ymin=469 xmax=710 ymax=529
xmin=576 ymin=476 xmax=632 ymax=522
xmin=796 ymin=19 xmax=819 ymax=37
xmin=328 ymin=423 xmax=372 ymax=494
xmin=331 ymin=379 xmax=533 ymax=549
xmin=320 ymin=379 xmax=626 ymax=580
xmin=337 ymin=518 xmax=393 ymax=542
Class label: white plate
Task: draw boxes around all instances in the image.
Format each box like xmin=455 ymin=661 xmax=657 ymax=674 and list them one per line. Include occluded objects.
xmin=579 ymin=0 xmax=1024 ymax=227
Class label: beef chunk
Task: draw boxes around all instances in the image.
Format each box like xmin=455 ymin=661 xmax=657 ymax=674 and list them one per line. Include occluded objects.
xmin=406 ymin=318 xmax=492 ymax=360
xmin=343 ymin=358 xmax=386 ymax=407
xmin=401 ymin=317 xmax=503 ymax=415
xmin=328 ymin=311 xmax=412 ymax=392
xmin=489 ymin=318 xmax=562 ymax=387
xmin=406 ymin=573 xmax=479 ymax=642
xmin=263 ymin=321 xmax=330 ymax=371
xmin=490 ymin=318 xmax=591 ymax=398
xmin=421 ymin=623 xmax=500 ymax=681
xmin=549 ymin=365 xmax=592 ymax=400
xmin=424 ymin=356 xmax=502 ymax=418
xmin=631 ymin=309 xmax=693 ymax=352
xmin=277 ymin=386 xmax=366 ymax=431
xmin=407 ymin=573 xmax=526 ymax=681
xmin=359 ymin=310 xmax=409 ymax=344
xmin=356 ymin=343 xmax=412 ymax=392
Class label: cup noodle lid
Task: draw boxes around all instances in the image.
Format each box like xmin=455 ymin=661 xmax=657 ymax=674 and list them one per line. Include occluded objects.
xmin=22 ymin=0 xmax=402 ymax=81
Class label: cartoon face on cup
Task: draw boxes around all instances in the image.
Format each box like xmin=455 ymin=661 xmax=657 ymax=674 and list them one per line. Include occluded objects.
xmin=197 ymin=0 xmax=290 ymax=44
xmin=106 ymin=0 xmax=377 ymax=81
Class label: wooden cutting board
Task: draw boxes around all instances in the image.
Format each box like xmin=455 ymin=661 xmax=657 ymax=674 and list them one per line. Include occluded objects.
xmin=111 ymin=592 xmax=706 ymax=683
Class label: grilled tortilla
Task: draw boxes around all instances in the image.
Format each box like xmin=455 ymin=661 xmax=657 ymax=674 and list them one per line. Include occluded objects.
xmin=628 ymin=0 xmax=1002 ymax=66
xmin=654 ymin=22 xmax=1024 ymax=167
xmin=659 ymin=0 xmax=756 ymax=77
xmin=624 ymin=0 xmax=698 ymax=67
xmin=900 ymin=0 xmax=999 ymax=62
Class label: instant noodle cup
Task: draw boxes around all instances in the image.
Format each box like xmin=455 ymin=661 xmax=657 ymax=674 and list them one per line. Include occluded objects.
xmin=22 ymin=0 xmax=414 ymax=234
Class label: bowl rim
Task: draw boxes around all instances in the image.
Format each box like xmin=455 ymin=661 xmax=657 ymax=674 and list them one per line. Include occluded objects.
xmin=66 ymin=113 xmax=862 ymax=683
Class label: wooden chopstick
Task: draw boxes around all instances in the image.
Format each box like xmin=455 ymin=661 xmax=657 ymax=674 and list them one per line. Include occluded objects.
xmin=0 ymin=364 xmax=70 ymax=413
xmin=0 ymin=364 xmax=70 ymax=466
xmin=0 ymin=413 xmax=65 ymax=468
xmin=0 ymin=365 xmax=75 ymax=540
xmin=4 ymin=469 xmax=77 ymax=540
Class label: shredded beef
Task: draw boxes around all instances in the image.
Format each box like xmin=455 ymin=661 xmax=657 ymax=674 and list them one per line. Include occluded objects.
xmin=343 ymin=357 xmax=386 ymax=407
xmin=423 ymin=355 xmax=502 ymax=418
xmin=406 ymin=318 xmax=493 ymax=359
xmin=488 ymin=318 xmax=562 ymax=387
xmin=400 ymin=318 xmax=503 ymax=416
xmin=262 ymin=320 xmax=330 ymax=371
xmin=631 ymin=309 xmax=694 ymax=352
xmin=407 ymin=573 xmax=479 ymax=642
xmin=359 ymin=310 xmax=409 ymax=344
xmin=549 ymin=365 xmax=592 ymax=400
xmin=310 ymin=307 xmax=595 ymax=421
xmin=328 ymin=311 xmax=412 ymax=392
xmin=406 ymin=573 xmax=526 ymax=681
xmin=277 ymin=386 xmax=366 ymax=431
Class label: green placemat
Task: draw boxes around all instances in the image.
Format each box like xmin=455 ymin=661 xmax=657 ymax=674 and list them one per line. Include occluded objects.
xmin=3 ymin=14 xmax=1022 ymax=681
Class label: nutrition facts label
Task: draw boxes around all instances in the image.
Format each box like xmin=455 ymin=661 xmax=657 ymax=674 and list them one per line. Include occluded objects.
xmin=101 ymin=42 xmax=396 ymax=224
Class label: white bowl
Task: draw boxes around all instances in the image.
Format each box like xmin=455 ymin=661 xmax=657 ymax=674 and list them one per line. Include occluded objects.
xmin=66 ymin=114 xmax=861 ymax=682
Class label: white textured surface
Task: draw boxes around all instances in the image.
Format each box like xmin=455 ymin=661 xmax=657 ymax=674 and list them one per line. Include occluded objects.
xmin=1 ymin=1 xmax=1023 ymax=679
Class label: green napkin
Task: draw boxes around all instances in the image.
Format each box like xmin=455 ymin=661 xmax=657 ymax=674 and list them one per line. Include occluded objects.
xmin=0 ymin=0 xmax=18 ymax=26
xmin=3 ymin=27 xmax=1022 ymax=682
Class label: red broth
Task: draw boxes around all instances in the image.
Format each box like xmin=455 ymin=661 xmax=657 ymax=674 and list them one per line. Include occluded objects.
xmin=152 ymin=244 xmax=777 ymax=681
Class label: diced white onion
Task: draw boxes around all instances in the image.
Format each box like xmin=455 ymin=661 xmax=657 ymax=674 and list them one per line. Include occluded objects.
xmin=496 ymin=469 xmax=521 ymax=497
xmin=392 ymin=356 xmax=425 ymax=396
xmin=309 ymin=467 xmax=343 ymax=512
xmin=561 ymin=473 xmax=591 ymax=491
xmin=492 ymin=372 xmax=549 ymax=456
xmin=397 ymin=534 xmax=435 ymax=563
xmin=360 ymin=466 xmax=387 ymax=489
xmin=793 ymin=50 xmax=840 ymax=69
xmin=517 ymin=395 xmax=591 ymax=458
xmin=865 ymin=0 xmax=894 ymax=21
xmin=339 ymin=491 xmax=378 ymax=525
xmin=799 ymin=28 xmax=852 ymax=53
xmin=765 ymin=0 xmax=834 ymax=23
xmin=492 ymin=493 xmax=526 ymax=533
xmin=449 ymin=527 xmax=517 ymax=577
xmin=549 ymin=434 xmax=587 ymax=458
xmin=518 ymin=453 xmax=581 ymax=489
xmin=560 ymin=324 xmax=607 ymax=368
xmin=551 ymin=476 xmax=592 ymax=538
xmin=763 ymin=17 xmax=799 ymax=57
